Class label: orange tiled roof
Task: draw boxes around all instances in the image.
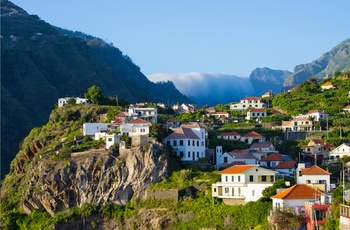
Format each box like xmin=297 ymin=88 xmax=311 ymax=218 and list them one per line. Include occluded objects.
xmin=301 ymin=165 xmax=331 ymax=175
xmin=271 ymin=184 xmax=324 ymax=199
xmin=248 ymin=108 xmax=266 ymax=112
xmin=218 ymin=165 xmax=256 ymax=174
xmin=244 ymin=131 xmax=264 ymax=137
xmin=322 ymin=82 xmax=333 ymax=86
xmin=214 ymin=112 xmax=229 ymax=115
xmin=276 ymin=161 xmax=296 ymax=169
xmin=261 ymin=153 xmax=283 ymax=162
xmin=218 ymin=131 xmax=240 ymax=136
xmin=128 ymin=118 xmax=150 ymax=124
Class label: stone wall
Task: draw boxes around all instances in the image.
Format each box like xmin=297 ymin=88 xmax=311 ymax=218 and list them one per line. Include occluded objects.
xmin=145 ymin=189 xmax=180 ymax=201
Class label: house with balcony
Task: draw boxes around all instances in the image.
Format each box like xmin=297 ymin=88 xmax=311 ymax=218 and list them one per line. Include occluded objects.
xmin=230 ymin=97 xmax=265 ymax=111
xmin=296 ymin=163 xmax=331 ymax=192
xmin=120 ymin=118 xmax=151 ymax=137
xmin=212 ymin=165 xmax=276 ymax=205
xmin=128 ymin=106 xmax=157 ymax=123
xmin=300 ymin=139 xmax=335 ymax=160
xmin=295 ymin=110 xmax=329 ymax=122
xmin=281 ymin=117 xmax=312 ymax=131
xmin=163 ymin=123 xmax=206 ymax=161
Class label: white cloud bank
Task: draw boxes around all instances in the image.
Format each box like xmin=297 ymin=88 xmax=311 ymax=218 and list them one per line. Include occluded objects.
xmin=147 ymin=72 xmax=257 ymax=106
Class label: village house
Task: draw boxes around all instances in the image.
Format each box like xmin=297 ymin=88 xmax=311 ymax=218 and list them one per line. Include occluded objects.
xmin=215 ymin=147 xmax=257 ymax=169
xmin=329 ymin=143 xmax=350 ymax=160
xmin=295 ymin=110 xmax=329 ymax=122
xmin=320 ymin=81 xmax=335 ymax=90
xmin=230 ymin=97 xmax=265 ymax=111
xmin=274 ymin=161 xmax=297 ymax=178
xmin=343 ymin=105 xmax=350 ymax=113
xmin=259 ymin=153 xmax=292 ymax=169
xmin=165 ymin=117 xmax=181 ymax=129
xmin=245 ymin=108 xmax=267 ymax=121
xmin=128 ymin=106 xmax=157 ymax=123
xmin=211 ymin=112 xmax=230 ymax=123
xmin=95 ymin=132 xmax=121 ymax=149
xmin=83 ymin=123 xmax=109 ymax=137
xmin=250 ymin=142 xmax=277 ymax=153
xmin=212 ymin=165 xmax=276 ymax=205
xmin=281 ymin=117 xmax=312 ymax=132
xmin=217 ymin=131 xmax=241 ymax=140
xmin=58 ymin=97 xmax=89 ymax=107
xmin=120 ymin=118 xmax=151 ymax=137
xmin=295 ymin=163 xmax=331 ymax=192
xmin=204 ymin=107 xmax=216 ymax=114
xmin=340 ymin=204 xmax=350 ymax=230
xmin=240 ymin=131 xmax=266 ymax=144
xmin=300 ymin=139 xmax=335 ymax=160
xmin=163 ymin=123 xmax=206 ymax=161
xmin=261 ymin=91 xmax=273 ymax=98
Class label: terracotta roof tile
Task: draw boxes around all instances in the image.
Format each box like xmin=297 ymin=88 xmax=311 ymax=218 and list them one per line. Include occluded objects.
xmin=301 ymin=165 xmax=331 ymax=175
xmin=128 ymin=118 xmax=150 ymax=124
xmin=271 ymin=184 xmax=324 ymax=199
xmin=218 ymin=165 xmax=256 ymax=174
xmin=261 ymin=154 xmax=283 ymax=162
xmin=218 ymin=131 xmax=240 ymax=136
xmin=276 ymin=161 xmax=296 ymax=169
xmin=242 ymin=97 xmax=261 ymax=101
xmin=243 ymin=131 xmax=264 ymax=137
xmin=248 ymin=108 xmax=266 ymax=112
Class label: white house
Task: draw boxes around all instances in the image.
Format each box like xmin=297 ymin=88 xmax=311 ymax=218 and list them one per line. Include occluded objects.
xmin=271 ymin=184 xmax=326 ymax=210
xmin=295 ymin=110 xmax=329 ymax=122
xmin=300 ymin=139 xmax=335 ymax=159
xmin=83 ymin=123 xmax=109 ymax=137
xmin=274 ymin=161 xmax=297 ymax=178
xmin=216 ymin=149 xmax=257 ymax=168
xmin=212 ymin=165 xmax=277 ymax=205
xmin=217 ymin=131 xmax=241 ymax=140
xmin=329 ymin=143 xmax=350 ymax=160
xmin=240 ymin=131 xmax=266 ymax=144
xmin=95 ymin=132 xmax=121 ymax=149
xmin=320 ymin=82 xmax=335 ymax=90
xmin=246 ymin=108 xmax=267 ymax=121
xmin=343 ymin=105 xmax=350 ymax=113
xmin=120 ymin=118 xmax=151 ymax=137
xmin=296 ymin=164 xmax=331 ymax=192
xmin=281 ymin=117 xmax=312 ymax=132
xmin=250 ymin=142 xmax=277 ymax=153
xmin=230 ymin=97 xmax=265 ymax=111
xmin=58 ymin=97 xmax=89 ymax=107
xmin=163 ymin=123 xmax=206 ymax=161
xmin=128 ymin=106 xmax=157 ymax=123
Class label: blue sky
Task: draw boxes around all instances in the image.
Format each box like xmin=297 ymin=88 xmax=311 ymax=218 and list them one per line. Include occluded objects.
xmin=10 ymin=0 xmax=350 ymax=77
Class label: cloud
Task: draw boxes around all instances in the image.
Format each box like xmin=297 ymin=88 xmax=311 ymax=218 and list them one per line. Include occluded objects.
xmin=148 ymin=72 xmax=257 ymax=106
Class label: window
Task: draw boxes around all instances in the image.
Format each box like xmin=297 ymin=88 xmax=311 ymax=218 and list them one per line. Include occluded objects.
xmin=197 ymin=141 xmax=199 ymax=146
xmin=192 ymin=140 xmax=195 ymax=146
xmin=224 ymin=157 xmax=228 ymax=163
xmin=197 ymin=152 xmax=199 ymax=158
xmin=225 ymin=188 xmax=229 ymax=194
xmin=173 ymin=140 xmax=177 ymax=146
xmin=201 ymin=141 xmax=204 ymax=146
xmin=188 ymin=140 xmax=191 ymax=146
xmin=214 ymin=188 xmax=216 ymax=192
xmin=108 ymin=138 xmax=112 ymax=142
xmin=225 ymin=176 xmax=228 ymax=182
xmin=261 ymin=176 xmax=267 ymax=182
xmin=249 ymin=175 xmax=254 ymax=182
xmin=188 ymin=152 xmax=190 ymax=158
xmin=270 ymin=176 xmax=274 ymax=182
xmin=179 ymin=140 xmax=183 ymax=146
xmin=238 ymin=176 xmax=241 ymax=182
xmin=232 ymin=188 xmax=234 ymax=196
xmin=238 ymin=188 xmax=241 ymax=196
xmin=306 ymin=180 xmax=311 ymax=184
xmin=232 ymin=176 xmax=234 ymax=182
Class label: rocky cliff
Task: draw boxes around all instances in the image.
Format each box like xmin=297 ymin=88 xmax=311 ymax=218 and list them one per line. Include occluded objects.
xmin=20 ymin=144 xmax=170 ymax=217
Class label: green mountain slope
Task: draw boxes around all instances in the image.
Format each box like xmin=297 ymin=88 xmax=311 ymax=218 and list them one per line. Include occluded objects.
xmin=0 ymin=0 xmax=190 ymax=177
xmin=283 ymin=39 xmax=350 ymax=88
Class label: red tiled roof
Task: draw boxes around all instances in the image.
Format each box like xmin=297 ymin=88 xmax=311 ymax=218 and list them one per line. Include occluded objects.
xmin=307 ymin=110 xmax=326 ymax=115
xmin=271 ymin=184 xmax=324 ymax=199
xmin=322 ymin=82 xmax=333 ymax=86
xmin=276 ymin=161 xmax=296 ymax=169
xmin=218 ymin=131 xmax=240 ymax=136
xmin=244 ymin=131 xmax=264 ymax=138
xmin=214 ymin=112 xmax=229 ymax=115
xmin=165 ymin=127 xmax=199 ymax=140
xmin=301 ymin=165 xmax=331 ymax=175
xmin=261 ymin=153 xmax=283 ymax=162
xmin=116 ymin=111 xmax=128 ymax=117
xmin=128 ymin=118 xmax=150 ymax=124
xmin=344 ymin=105 xmax=350 ymax=110
xmin=218 ymin=165 xmax=256 ymax=174
xmin=113 ymin=118 xmax=124 ymax=124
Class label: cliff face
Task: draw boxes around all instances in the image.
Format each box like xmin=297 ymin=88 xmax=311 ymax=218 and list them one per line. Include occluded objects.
xmin=20 ymin=144 xmax=170 ymax=217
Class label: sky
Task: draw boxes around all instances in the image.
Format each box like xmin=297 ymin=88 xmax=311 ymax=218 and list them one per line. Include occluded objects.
xmin=10 ymin=0 xmax=350 ymax=77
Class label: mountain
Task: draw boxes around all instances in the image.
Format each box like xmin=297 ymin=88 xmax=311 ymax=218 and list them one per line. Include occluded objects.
xmin=0 ymin=0 xmax=190 ymax=177
xmin=249 ymin=68 xmax=292 ymax=95
xmin=283 ymin=38 xmax=350 ymax=88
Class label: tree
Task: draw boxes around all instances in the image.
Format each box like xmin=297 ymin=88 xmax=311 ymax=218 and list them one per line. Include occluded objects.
xmin=67 ymin=97 xmax=76 ymax=106
xmin=84 ymin=85 xmax=103 ymax=104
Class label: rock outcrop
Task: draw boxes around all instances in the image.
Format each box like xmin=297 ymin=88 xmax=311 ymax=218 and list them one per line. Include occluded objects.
xmin=21 ymin=143 xmax=170 ymax=217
